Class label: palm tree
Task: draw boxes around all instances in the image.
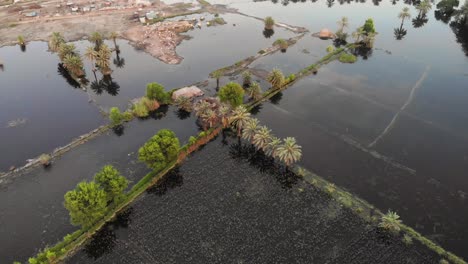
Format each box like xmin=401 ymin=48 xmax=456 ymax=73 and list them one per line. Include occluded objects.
xmin=63 ymin=54 xmax=84 ymax=77
xmin=194 ymin=100 xmax=212 ymax=118
xmin=264 ymin=136 xmax=281 ymax=158
xmin=212 ymin=70 xmax=223 ymax=89
xmin=49 ymin=32 xmax=65 ymax=52
xmin=276 ymin=137 xmax=302 ymax=167
xmin=241 ymin=118 xmax=259 ymax=142
xmin=242 ymin=71 xmax=252 ymax=87
xmin=379 ymin=210 xmax=402 ymax=234
xmin=252 ymin=126 xmax=272 ymax=151
xmin=352 ymin=27 xmax=366 ymax=42
xmin=58 ymin=43 xmax=76 ymax=61
xmin=89 ymin=32 xmax=103 ymax=50
xmin=230 ymin=105 xmax=251 ymax=137
xmin=398 ymin=7 xmax=411 ymax=29
xmin=109 ymin=31 xmax=119 ymax=52
xmin=416 ymin=0 xmax=432 ymax=16
xmin=394 ymin=27 xmax=407 ymax=40
xmin=84 ymin=46 xmax=98 ymax=79
xmin=246 ymin=81 xmax=262 ymax=101
xmin=175 ymin=96 xmax=192 ymax=112
xmin=363 ymin=31 xmax=377 ymax=48
xmin=264 ymin=16 xmax=275 ymax=30
xmin=218 ymin=104 xmax=231 ymax=128
xmin=337 ymin=16 xmax=349 ymax=32
xmin=96 ymin=44 xmax=112 ymax=75
xmin=200 ymin=108 xmax=218 ymax=129
xmin=267 ymin=68 xmax=285 ymax=90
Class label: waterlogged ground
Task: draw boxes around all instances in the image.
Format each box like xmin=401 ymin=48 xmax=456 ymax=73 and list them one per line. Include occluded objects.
xmin=0 ymin=108 xmax=199 ymax=264
xmin=68 ymin=137 xmax=439 ymax=264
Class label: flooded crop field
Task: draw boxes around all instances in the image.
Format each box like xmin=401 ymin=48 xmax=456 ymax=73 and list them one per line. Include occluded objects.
xmin=1 ymin=0 xmax=468 ymax=262
xmin=67 ymin=137 xmax=440 ymax=264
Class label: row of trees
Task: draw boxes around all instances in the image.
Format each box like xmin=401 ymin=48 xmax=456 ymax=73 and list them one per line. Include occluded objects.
xmin=64 ymin=165 xmax=128 ymax=228
xmin=49 ymin=32 xmax=86 ymax=79
xmin=334 ymin=17 xmax=377 ymax=48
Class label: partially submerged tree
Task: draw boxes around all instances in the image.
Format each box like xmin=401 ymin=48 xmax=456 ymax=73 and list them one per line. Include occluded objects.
xmin=109 ymin=107 xmax=123 ymax=126
xmin=264 ymin=16 xmax=275 ymax=30
xmin=242 ymin=118 xmax=259 ymax=142
xmin=94 ymin=165 xmax=128 ymax=203
xmin=230 ymin=105 xmax=251 ymax=137
xmin=352 ymin=27 xmax=366 ymax=42
xmin=212 ymin=70 xmax=223 ymax=88
xmin=218 ymin=82 xmax=245 ymax=107
xmin=96 ymin=44 xmax=112 ymax=75
xmin=138 ymin=129 xmax=180 ymax=171
xmin=379 ymin=210 xmax=402 ymax=234
xmin=242 ymin=70 xmax=252 ymax=87
xmin=109 ymin=31 xmax=119 ymax=52
xmin=63 ymin=54 xmax=84 ymax=77
xmin=273 ymin=38 xmax=288 ymax=52
xmin=90 ymin=31 xmax=104 ymax=50
xmin=267 ymin=68 xmax=285 ymax=90
xmin=64 ymin=181 xmax=108 ymax=228
xmin=146 ymin=82 xmax=170 ymax=104
xmin=337 ymin=16 xmax=349 ymax=32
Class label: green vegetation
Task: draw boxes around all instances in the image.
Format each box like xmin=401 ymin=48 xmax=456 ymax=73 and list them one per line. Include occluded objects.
xmin=89 ymin=32 xmax=104 ymax=50
xmin=242 ymin=70 xmax=252 ymax=86
xmin=398 ymin=7 xmax=412 ymax=28
xmin=338 ymin=53 xmax=357 ymax=63
xmin=63 ymin=54 xmax=84 ymax=77
xmin=264 ymin=16 xmax=275 ymax=29
xmin=402 ymin=234 xmax=413 ymax=245
xmin=218 ymin=82 xmax=245 ymax=107
xmin=212 ymin=69 xmax=223 ymax=88
xmin=17 ymin=35 xmax=25 ymax=46
xmin=138 ymin=129 xmax=180 ymax=171
xmin=230 ymin=105 xmax=251 ymax=136
xmin=440 ymin=259 xmax=450 ymax=264
xmin=64 ymin=181 xmax=108 ymax=228
xmin=208 ymin=17 xmax=226 ymax=26
xmin=326 ymin=45 xmax=335 ymax=53
xmin=94 ymin=165 xmax=128 ymax=204
xmin=49 ymin=32 xmax=65 ymax=52
xmin=379 ymin=210 xmax=402 ymax=234
xmin=246 ymin=81 xmax=262 ymax=100
xmin=273 ymin=38 xmax=288 ymax=51
xmin=175 ymin=96 xmax=193 ymax=112
xmin=267 ymin=68 xmax=285 ymax=90
xmin=362 ymin=18 xmax=376 ymax=34
xmin=132 ymin=100 xmax=150 ymax=118
xmin=258 ymin=49 xmax=266 ymax=54
xmin=146 ymin=82 xmax=171 ymax=104
xmin=39 ymin=153 xmax=51 ymax=167
xmin=197 ymin=0 xmax=210 ymax=7
xmin=416 ymin=0 xmax=432 ymax=16
xmin=109 ymin=107 xmax=123 ymax=126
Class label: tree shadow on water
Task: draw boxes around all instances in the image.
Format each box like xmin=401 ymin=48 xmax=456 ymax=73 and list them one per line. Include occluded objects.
xmin=112 ymin=124 xmax=125 ymax=136
xmin=83 ymin=207 xmax=133 ymax=260
xmin=57 ymin=63 xmax=81 ymax=89
xmin=175 ymin=109 xmax=191 ymax=120
xmin=149 ymin=105 xmax=169 ymax=120
xmin=269 ymin=92 xmax=283 ymax=105
xmin=263 ymin=28 xmax=275 ymax=39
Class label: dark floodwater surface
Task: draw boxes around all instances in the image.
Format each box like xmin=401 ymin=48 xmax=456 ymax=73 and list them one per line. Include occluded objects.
xmin=68 ymin=137 xmax=440 ymax=264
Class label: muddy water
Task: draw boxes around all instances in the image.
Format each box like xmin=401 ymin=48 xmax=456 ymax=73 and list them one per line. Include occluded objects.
xmin=0 ymin=109 xmax=199 ymax=264
xmin=67 ymin=137 xmax=439 ymax=263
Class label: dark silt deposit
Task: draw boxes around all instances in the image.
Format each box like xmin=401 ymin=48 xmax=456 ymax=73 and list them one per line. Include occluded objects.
xmin=67 ymin=137 xmax=440 ymax=263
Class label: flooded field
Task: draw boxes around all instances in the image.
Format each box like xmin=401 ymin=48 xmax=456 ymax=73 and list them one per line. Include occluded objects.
xmin=68 ymin=137 xmax=440 ymax=264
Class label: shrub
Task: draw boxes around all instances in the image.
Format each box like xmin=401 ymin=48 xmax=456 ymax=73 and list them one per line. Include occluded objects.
xmin=133 ymin=101 xmax=149 ymax=117
xmin=218 ymin=82 xmax=245 ymax=107
xmin=189 ymin=136 xmax=197 ymax=145
xmin=138 ymin=129 xmax=180 ymax=171
xmin=175 ymin=96 xmax=193 ymax=112
xmin=264 ymin=16 xmax=275 ymax=29
xmin=242 ymin=71 xmax=252 ymax=86
xmin=141 ymin=96 xmax=160 ymax=111
xmin=326 ymin=45 xmax=335 ymax=53
xmin=335 ymin=30 xmax=348 ymax=42
xmin=379 ymin=210 xmax=402 ymax=234
xmin=122 ymin=111 xmax=133 ymax=121
xmin=402 ymin=234 xmax=413 ymax=246
xmin=208 ymin=17 xmax=226 ymax=26
xmin=285 ymin=73 xmax=296 ymax=84
xmin=94 ymin=165 xmax=128 ymax=203
xmin=17 ymin=35 xmax=25 ymax=45
xmin=146 ymin=82 xmax=170 ymax=104
xmin=362 ymin=18 xmax=376 ymax=34
xmin=39 ymin=153 xmax=51 ymax=166
xmin=64 ymin=181 xmax=108 ymax=228
xmin=258 ymin=49 xmax=266 ymax=54
xmin=339 ymin=53 xmax=357 ymax=63
xmin=109 ymin=107 xmax=123 ymax=126
xmin=267 ymin=68 xmax=285 ymax=90
xmin=273 ymin=38 xmax=288 ymax=50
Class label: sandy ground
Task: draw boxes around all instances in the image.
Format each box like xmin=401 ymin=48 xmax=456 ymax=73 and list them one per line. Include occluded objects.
xmin=0 ymin=0 xmax=208 ymax=63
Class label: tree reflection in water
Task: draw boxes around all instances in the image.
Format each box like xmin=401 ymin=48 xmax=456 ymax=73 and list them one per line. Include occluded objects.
xmin=394 ymin=26 xmax=408 ymax=40
xmin=412 ymin=14 xmax=429 ymax=28
xmin=57 ymin=63 xmax=81 ymax=89
xmin=263 ymin=28 xmax=275 ymax=38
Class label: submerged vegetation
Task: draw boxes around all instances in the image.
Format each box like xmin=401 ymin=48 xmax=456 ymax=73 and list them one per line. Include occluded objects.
xmin=338 ymin=52 xmax=357 ymax=63
xmin=264 ymin=16 xmax=275 ymax=29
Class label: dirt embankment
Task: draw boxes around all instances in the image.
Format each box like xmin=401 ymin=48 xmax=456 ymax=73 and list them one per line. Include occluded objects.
xmin=123 ymin=20 xmax=194 ymax=64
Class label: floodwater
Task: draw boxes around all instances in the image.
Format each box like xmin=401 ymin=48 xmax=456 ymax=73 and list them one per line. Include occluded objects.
xmin=0 ymin=109 xmax=199 ymax=264
xmin=67 ymin=137 xmax=440 ymax=264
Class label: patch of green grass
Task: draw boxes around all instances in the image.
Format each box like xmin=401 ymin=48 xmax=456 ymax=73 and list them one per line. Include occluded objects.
xmin=339 ymin=53 xmax=357 ymax=63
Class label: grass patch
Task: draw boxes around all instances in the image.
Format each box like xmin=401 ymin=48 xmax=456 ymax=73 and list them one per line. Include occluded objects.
xmin=339 ymin=52 xmax=357 ymax=63
xmin=208 ymin=17 xmax=226 ymax=27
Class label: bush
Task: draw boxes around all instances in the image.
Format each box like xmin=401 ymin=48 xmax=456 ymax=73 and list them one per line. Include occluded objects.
xmin=326 ymin=45 xmax=335 ymax=53
xmin=264 ymin=16 xmax=275 ymax=29
xmin=109 ymin=107 xmax=123 ymax=126
xmin=94 ymin=165 xmax=128 ymax=203
xmin=439 ymin=259 xmax=449 ymax=264
xmin=339 ymin=53 xmax=357 ymax=63
xmin=273 ymin=38 xmax=288 ymax=50
xmin=379 ymin=210 xmax=402 ymax=234
xmin=122 ymin=111 xmax=133 ymax=121
xmin=258 ymin=49 xmax=266 ymax=54
xmin=39 ymin=153 xmax=51 ymax=166
xmin=133 ymin=101 xmax=149 ymax=118
xmin=208 ymin=17 xmax=226 ymax=26
xmin=146 ymin=82 xmax=170 ymax=104
xmin=189 ymin=136 xmax=197 ymax=145
xmin=242 ymin=71 xmax=252 ymax=86
xmin=141 ymin=96 xmax=160 ymax=111
xmin=402 ymin=234 xmax=413 ymax=245
xmin=285 ymin=73 xmax=296 ymax=84
xmin=138 ymin=129 xmax=180 ymax=171
xmin=64 ymin=181 xmax=108 ymax=228
xmin=362 ymin=18 xmax=376 ymax=34
xmin=218 ymin=82 xmax=245 ymax=107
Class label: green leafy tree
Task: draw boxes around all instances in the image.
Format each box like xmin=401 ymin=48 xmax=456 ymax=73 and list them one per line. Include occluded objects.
xmin=267 ymin=68 xmax=285 ymax=90
xmin=276 ymin=137 xmax=302 ymax=167
xmin=146 ymin=82 xmax=170 ymax=104
xmin=94 ymin=165 xmax=128 ymax=203
xmin=264 ymin=16 xmax=275 ymax=29
xmin=379 ymin=210 xmax=402 ymax=234
xmin=218 ymin=82 xmax=245 ymax=107
xmin=138 ymin=129 xmax=180 ymax=171
xmin=64 ymin=181 xmax=108 ymax=228
xmin=109 ymin=107 xmax=123 ymax=126
xmin=362 ymin=18 xmax=376 ymax=34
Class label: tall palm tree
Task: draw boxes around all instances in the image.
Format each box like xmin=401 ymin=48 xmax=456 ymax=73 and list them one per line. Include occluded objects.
xmin=90 ymin=32 xmax=103 ymax=50
xmin=276 ymin=137 xmax=302 ymax=167
xmin=212 ymin=70 xmax=223 ymax=89
xmin=84 ymin=46 xmax=98 ymax=80
xmin=379 ymin=210 xmax=402 ymax=234
xmin=109 ymin=31 xmax=119 ymax=52
xmin=200 ymin=108 xmax=218 ymax=129
xmin=218 ymin=104 xmax=232 ymax=128
xmin=242 ymin=118 xmax=259 ymax=142
xmin=264 ymin=136 xmax=281 ymax=158
xmin=246 ymin=81 xmax=263 ymax=100
xmin=267 ymin=68 xmax=285 ymax=90
xmin=96 ymin=44 xmax=112 ymax=75
xmin=252 ymin=126 xmax=272 ymax=151
xmin=194 ymin=100 xmax=212 ymax=118
xmin=49 ymin=32 xmax=65 ymax=52
xmin=352 ymin=27 xmax=366 ymax=42
xmin=398 ymin=7 xmax=412 ymax=29
xmin=175 ymin=96 xmax=192 ymax=112
xmin=230 ymin=105 xmax=251 ymax=137
xmin=416 ymin=0 xmax=432 ymax=16
xmin=63 ymin=54 xmax=84 ymax=77
xmin=337 ymin=16 xmax=349 ymax=32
